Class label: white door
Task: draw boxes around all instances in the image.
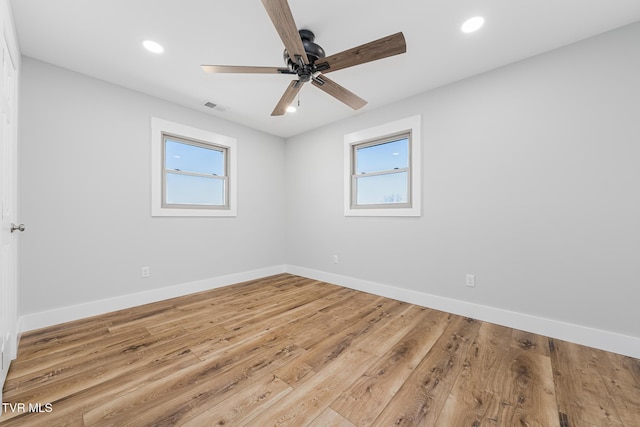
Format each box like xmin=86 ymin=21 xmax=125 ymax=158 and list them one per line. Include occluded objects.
xmin=0 ymin=31 xmax=18 ymax=402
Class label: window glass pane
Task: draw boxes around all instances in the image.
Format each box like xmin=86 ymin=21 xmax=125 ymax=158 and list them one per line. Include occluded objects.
xmin=356 ymin=138 xmax=408 ymax=174
xmin=165 ymin=138 xmax=224 ymax=176
xmin=165 ymin=174 xmax=225 ymax=206
xmin=356 ymin=171 xmax=408 ymax=205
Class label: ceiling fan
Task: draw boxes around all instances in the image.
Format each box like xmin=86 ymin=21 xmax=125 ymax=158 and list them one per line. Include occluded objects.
xmin=201 ymin=0 xmax=406 ymax=116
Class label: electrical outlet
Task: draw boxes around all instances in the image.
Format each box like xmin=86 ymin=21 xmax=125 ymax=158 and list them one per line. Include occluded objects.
xmin=332 ymin=255 xmax=339 ymax=264
xmin=141 ymin=266 xmax=150 ymax=278
xmin=465 ymin=274 xmax=475 ymax=287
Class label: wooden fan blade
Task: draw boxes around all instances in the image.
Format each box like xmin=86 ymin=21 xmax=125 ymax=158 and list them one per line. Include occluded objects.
xmin=272 ymin=80 xmax=303 ymax=116
xmin=318 ymin=32 xmax=406 ymax=74
xmin=261 ymin=0 xmax=308 ymax=64
xmin=201 ymin=65 xmax=292 ymax=74
xmin=311 ymin=75 xmax=367 ymax=110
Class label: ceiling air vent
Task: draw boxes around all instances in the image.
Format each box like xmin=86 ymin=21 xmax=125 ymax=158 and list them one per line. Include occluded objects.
xmin=203 ymin=101 xmax=217 ymax=109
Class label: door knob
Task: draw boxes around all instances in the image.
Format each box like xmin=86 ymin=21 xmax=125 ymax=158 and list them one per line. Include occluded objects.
xmin=10 ymin=223 xmax=25 ymax=233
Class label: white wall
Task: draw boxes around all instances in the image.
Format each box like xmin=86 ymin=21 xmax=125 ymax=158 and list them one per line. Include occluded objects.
xmin=19 ymin=58 xmax=286 ymax=318
xmin=285 ymin=23 xmax=640 ymax=342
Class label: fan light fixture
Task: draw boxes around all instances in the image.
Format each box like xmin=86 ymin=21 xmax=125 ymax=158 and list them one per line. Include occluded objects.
xmin=287 ymin=94 xmax=301 ymax=113
xmin=143 ymin=40 xmax=164 ymax=53
xmin=461 ymin=16 xmax=485 ymax=33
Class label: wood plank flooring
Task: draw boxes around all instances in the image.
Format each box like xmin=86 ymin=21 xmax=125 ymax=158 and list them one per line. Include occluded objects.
xmin=1 ymin=273 xmax=639 ymax=426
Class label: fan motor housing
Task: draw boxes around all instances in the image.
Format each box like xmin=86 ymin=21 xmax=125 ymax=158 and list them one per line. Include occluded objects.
xmin=283 ymin=29 xmax=325 ymax=70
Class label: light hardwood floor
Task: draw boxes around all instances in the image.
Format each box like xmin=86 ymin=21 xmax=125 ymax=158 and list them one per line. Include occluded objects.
xmin=1 ymin=274 xmax=639 ymax=426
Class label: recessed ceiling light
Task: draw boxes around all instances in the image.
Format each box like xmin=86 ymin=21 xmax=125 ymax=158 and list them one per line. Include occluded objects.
xmin=143 ymin=40 xmax=164 ymax=54
xmin=461 ymin=16 xmax=485 ymax=34
xmin=286 ymin=105 xmax=297 ymax=113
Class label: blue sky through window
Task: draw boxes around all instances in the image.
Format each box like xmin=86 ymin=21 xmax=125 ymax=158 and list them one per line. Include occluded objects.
xmin=165 ymin=174 xmax=224 ymax=205
xmin=356 ymin=138 xmax=408 ymax=174
xmin=165 ymin=139 xmax=224 ymax=175
xmin=357 ymin=172 xmax=408 ymax=205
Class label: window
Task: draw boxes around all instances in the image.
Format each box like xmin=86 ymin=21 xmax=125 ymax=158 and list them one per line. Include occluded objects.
xmin=151 ymin=118 xmax=237 ymax=217
xmin=352 ymin=133 xmax=411 ymax=207
xmin=163 ymin=134 xmax=228 ymax=208
xmin=344 ymin=115 xmax=421 ymax=216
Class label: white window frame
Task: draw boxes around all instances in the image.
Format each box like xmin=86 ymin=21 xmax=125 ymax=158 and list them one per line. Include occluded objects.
xmin=344 ymin=115 xmax=421 ymax=217
xmin=151 ymin=117 xmax=237 ymax=217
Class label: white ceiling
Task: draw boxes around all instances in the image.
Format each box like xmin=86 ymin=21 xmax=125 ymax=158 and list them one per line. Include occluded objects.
xmin=10 ymin=0 xmax=640 ymax=138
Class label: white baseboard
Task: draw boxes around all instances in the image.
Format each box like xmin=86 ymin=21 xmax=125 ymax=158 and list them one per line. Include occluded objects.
xmin=285 ymin=265 xmax=640 ymax=359
xmin=18 ymin=265 xmax=286 ymax=333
